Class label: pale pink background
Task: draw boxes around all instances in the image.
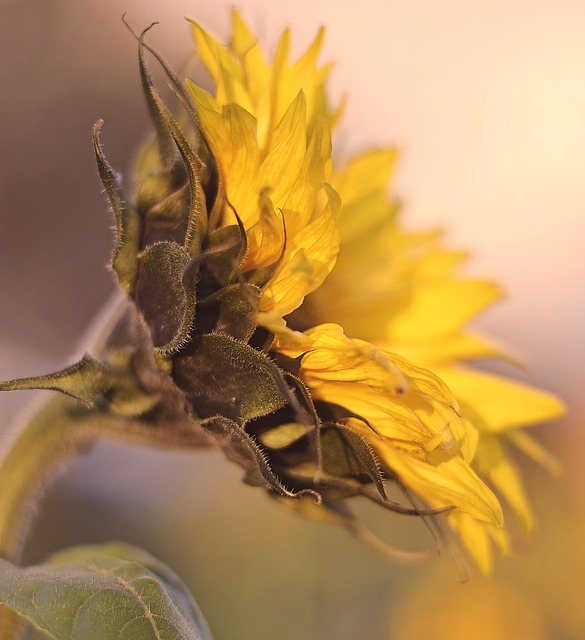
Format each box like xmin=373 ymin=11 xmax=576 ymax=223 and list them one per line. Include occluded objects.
xmin=0 ymin=2 xmax=583 ymax=639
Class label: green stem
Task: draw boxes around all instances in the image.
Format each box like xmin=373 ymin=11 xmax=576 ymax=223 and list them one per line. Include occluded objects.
xmin=0 ymin=392 xmax=210 ymax=638
xmin=0 ymin=396 xmax=96 ymax=563
xmin=0 ymin=395 xmax=123 ymax=638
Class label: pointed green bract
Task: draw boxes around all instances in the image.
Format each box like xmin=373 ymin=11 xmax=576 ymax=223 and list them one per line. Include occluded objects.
xmin=0 ymin=356 xmax=108 ymax=405
xmin=200 ymin=416 xmax=319 ymax=501
xmin=93 ymin=121 xmax=141 ymax=295
xmin=137 ymin=26 xmax=177 ymax=168
xmin=321 ymin=423 xmax=388 ymax=500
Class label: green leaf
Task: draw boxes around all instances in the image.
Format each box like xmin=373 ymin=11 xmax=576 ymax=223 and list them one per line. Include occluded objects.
xmin=0 ymin=543 xmax=212 ymax=640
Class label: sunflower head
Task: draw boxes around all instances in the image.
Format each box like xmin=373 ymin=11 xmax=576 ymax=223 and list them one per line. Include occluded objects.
xmin=0 ymin=11 xmax=564 ymax=575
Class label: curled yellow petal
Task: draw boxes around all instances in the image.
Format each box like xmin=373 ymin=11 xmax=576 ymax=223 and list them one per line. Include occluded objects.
xmin=275 ymin=323 xmax=501 ymax=526
xmin=259 ymin=184 xmax=340 ymax=317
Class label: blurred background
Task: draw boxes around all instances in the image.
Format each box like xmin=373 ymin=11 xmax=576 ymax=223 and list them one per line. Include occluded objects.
xmin=0 ymin=0 xmax=584 ymax=638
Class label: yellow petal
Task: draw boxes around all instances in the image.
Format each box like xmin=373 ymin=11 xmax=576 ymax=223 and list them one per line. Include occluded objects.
xmin=220 ymin=104 xmax=260 ymax=223
xmin=268 ymin=27 xmax=328 ymax=130
xmin=298 ymin=324 xmax=408 ymax=393
xmin=216 ymin=58 xmax=255 ymax=113
xmin=189 ymin=85 xmax=260 ymax=227
xmin=437 ymin=368 xmax=565 ymax=433
xmin=242 ymin=190 xmax=284 ymax=270
xmin=259 ymin=91 xmax=307 ymax=208
xmin=387 ymin=280 xmax=503 ymax=342
xmin=258 ymin=422 xmax=306 ymax=449
xmin=447 ymin=512 xmax=495 ymax=575
xmin=476 ymin=435 xmax=535 ymax=532
xmin=259 ymin=184 xmax=340 ymax=317
xmin=333 ymin=148 xmax=398 ymax=239
xmin=280 ymin=118 xmax=333 ymax=238
xmin=388 ymin=331 xmax=506 ymax=368
xmin=189 ymin=19 xmax=223 ymax=82
xmin=256 ymin=311 xmax=309 ymax=349
xmin=413 ymin=249 xmax=469 ymax=278
xmin=186 ymin=80 xmax=218 ymax=112
xmin=278 ymin=324 xmax=474 ymax=457
xmin=379 ymin=447 xmax=504 ymax=526
xmin=287 ymin=27 xmax=326 ymax=118
xmin=230 ymin=9 xmax=270 ymax=102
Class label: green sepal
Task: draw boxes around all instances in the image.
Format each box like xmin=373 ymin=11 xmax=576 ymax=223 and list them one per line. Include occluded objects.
xmin=172 ymin=333 xmax=287 ymax=422
xmin=157 ymin=107 xmax=207 ymax=260
xmin=0 ymin=354 xmax=159 ymax=418
xmin=142 ymin=58 xmax=207 ymax=256
xmin=137 ymin=25 xmax=177 ymax=168
xmin=202 ymin=283 xmax=261 ymax=341
xmin=136 ymin=34 xmax=221 ymax=222
xmin=135 ymin=241 xmax=197 ymax=354
xmin=200 ymin=416 xmax=319 ymax=502
xmin=133 ymin=29 xmax=208 ymax=256
xmin=204 ymin=219 xmax=247 ymax=286
xmin=136 ymin=160 xmax=184 ymax=216
xmin=257 ymin=421 xmax=389 ymax=501
xmin=139 ymin=175 xmax=191 ymax=246
xmin=279 ymin=466 xmax=375 ymax=502
xmin=321 ymin=423 xmax=387 ymax=500
xmin=0 ymin=542 xmax=212 ymax=640
xmin=93 ymin=121 xmax=141 ymax=295
xmin=98 ymin=350 xmax=161 ymax=417
xmin=0 ymin=355 xmax=109 ymax=405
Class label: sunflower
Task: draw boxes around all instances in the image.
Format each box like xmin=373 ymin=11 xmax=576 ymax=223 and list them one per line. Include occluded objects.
xmin=0 ymin=10 xmax=563 ymax=575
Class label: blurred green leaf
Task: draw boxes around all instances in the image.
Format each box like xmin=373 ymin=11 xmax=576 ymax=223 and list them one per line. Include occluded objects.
xmin=0 ymin=543 xmax=212 ymax=640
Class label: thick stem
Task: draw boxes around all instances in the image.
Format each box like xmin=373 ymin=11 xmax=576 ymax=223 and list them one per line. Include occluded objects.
xmin=0 ymin=395 xmax=96 ymax=563
xmin=0 ymin=395 xmax=125 ymax=638
xmin=0 ymin=392 xmax=211 ymax=638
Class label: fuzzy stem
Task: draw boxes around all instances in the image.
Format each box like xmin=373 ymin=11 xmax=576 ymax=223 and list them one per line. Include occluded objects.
xmin=0 ymin=396 xmax=101 ymax=562
xmin=0 ymin=395 xmax=122 ymax=637
xmin=0 ymin=392 xmax=210 ymax=638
